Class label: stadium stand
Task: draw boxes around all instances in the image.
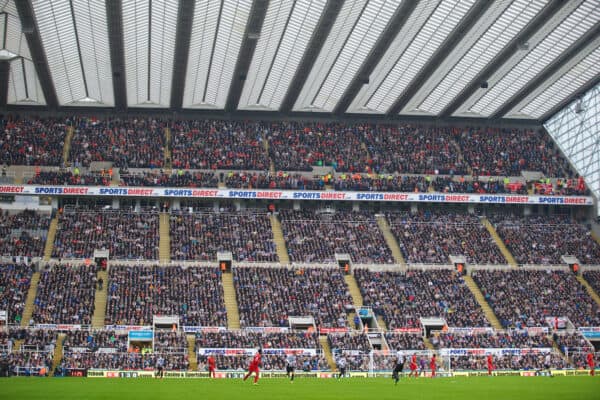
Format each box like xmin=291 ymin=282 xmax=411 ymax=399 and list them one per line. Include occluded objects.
xmin=430 ymin=331 xmax=553 ymax=349
xmin=169 ymin=210 xmax=276 ymax=261
xmin=0 ymin=210 xmax=50 ymax=258
xmin=0 ymin=264 xmax=34 ymax=325
xmin=52 ymin=207 xmax=159 ymax=260
xmin=106 ymin=265 xmax=227 ymax=326
xmin=69 ymin=118 xmax=165 ymax=168
xmin=224 ymin=171 xmax=323 ymax=190
xmin=194 ymin=331 xmax=320 ymax=350
xmin=582 ymin=270 xmax=600 ymax=296
xmin=119 ymin=171 xmax=218 ymax=188
xmin=0 ymin=118 xmax=66 ymax=166
xmin=471 ymin=269 xmax=600 ymax=328
xmin=170 ymin=120 xmax=269 ymax=170
xmin=354 ymin=268 xmax=491 ymax=329
xmin=26 ymin=170 xmax=109 ymax=186
xmin=279 ymin=209 xmax=393 ymax=264
xmin=489 ymin=214 xmax=600 ymax=265
xmin=384 ymin=333 xmax=427 ymax=350
xmin=386 ymin=210 xmax=507 ymax=265
xmin=233 ymin=266 xmax=353 ymax=328
xmin=32 ymin=264 xmax=98 ymax=325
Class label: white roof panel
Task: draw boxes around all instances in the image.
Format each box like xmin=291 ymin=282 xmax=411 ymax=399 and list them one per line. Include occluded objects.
xmin=32 ymin=0 xmax=113 ymax=106
xmin=123 ymin=0 xmax=178 ymax=107
xmin=294 ymin=0 xmax=402 ymax=113
xmin=238 ymin=0 xmax=326 ymax=111
xmin=183 ymin=0 xmax=251 ymax=109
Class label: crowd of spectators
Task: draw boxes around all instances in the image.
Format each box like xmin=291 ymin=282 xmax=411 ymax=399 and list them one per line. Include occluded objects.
xmin=489 ymin=214 xmax=600 ymax=265
xmin=106 ymin=265 xmax=227 ymax=327
xmin=169 ymin=210 xmax=277 ymax=261
xmin=52 ymin=208 xmax=159 ymax=259
xmin=384 ymin=333 xmax=427 ymax=350
xmin=27 ymin=170 xmax=109 ymax=186
xmin=354 ymin=268 xmax=490 ymax=329
xmin=0 ymin=210 xmax=50 ymax=258
xmin=267 ymin=122 xmax=370 ymax=172
xmin=531 ymin=177 xmax=587 ymax=196
xmin=431 ymin=176 xmax=527 ymax=194
xmin=195 ymin=331 xmax=319 ymax=349
xmin=583 ymin=271 xmax=600 ymax=297
xmin=387 ymin=210 xmax=506 ymax=265
xmin=449 ymin=353 xmax=569 ymax=371
xmin=59 ymin=351 xmax=189 ymax=371
xmin=63 ymin=330 xmax=128 ymax=352
xmin=328 ymin=333 xmax=371 ymax=352
xmin=224 ymin=171 xmax=323 ymax=190
xmin=572 ymin=352 xmax=599 ymax=370
xmin=333 ymin=174 xmax=429 ymax=192
xmin=458 ymin=128 xmax=572 ymax=177
xmin=279 ymin=209 xmax=393 ymax=263
xmin=69 ymin=117 xmax=165 ymax=168
xmin=0 ymin=264 xmax=34 ymax=325
xmin=472 ymin=269 xmax=600 ymax=328
xmin=363 ymin=125 xmax=464 ymax=175
xmin=120 ymin=170 xmax=218 ymax=188
xmin=430 ymin=331 xmax=553 ymax=349
xmin=171 ymin=120 xmax=269 ymax=170
xmin=233 ymin=266 xmax=353 ymax=328
xmin=32 ymin=264 xmax=98 ymax=325
xmin=554 ymin=332 xmax=594 ymax=356
xmin=197 ymin=353 xmax=327 ymax=371
xmin=0 ymin=118 xmax=66 ymax=166
xmin=5 ymin=351 xmax=53 ymax=376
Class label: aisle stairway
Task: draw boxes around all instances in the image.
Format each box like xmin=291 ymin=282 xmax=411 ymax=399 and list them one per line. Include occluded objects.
xmin=576 ymin=275 xmax=600 ymax=306
xmin=463 ymin=275 xmax=503 ymax=330
xmin=187 ymin=334 xmax=198 ymax=371
xmin=159 ymin=213 xmax=170 ymax=263
xmin=91 ymin=270 xmax=108 ymax=328
xmin=423 ymin=337 xmax=435 ymax=351
xmin=50 ymin=334 xmax=65 ymax=377
xmin=270 ymin=214 xmax=290 ymax=264
xmin=592 ymin=231 xmax=600 ymax=247
xmin=62 ymin=126 xmax=74 ymax=166
xmin=376 ymin=215 xmax=406 ymax=266
xmin=319 ymin=336 xmax=337 ymax=371
xmin=221 ymin=272 xmax=240 ymax=329
xmin=481 ymin=217 xmax=517 ymax=267
xmin=551 ymin=336 xmax=571 ymax=365
xmin=376 ymin=316 xmax=387 ymax=331
xmin=164 ymin=127 xmax=172 ymax=172
xmin=21 ymin=272 xmax=40 ymax=327
xmin=43 ymin=216 xmax=59 ymax=261
xmin=344 ymin=274 xmax=363 ymax=307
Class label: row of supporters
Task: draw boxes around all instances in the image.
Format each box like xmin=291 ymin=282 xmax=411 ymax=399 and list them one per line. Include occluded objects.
xmin=20 ymin=169 xmax=586 ymax=196
xmin=2 ymin=263 xmax=599 ymax=331
xmin=2 ymin=208 xmax=600 ymax=265
xmin=1 ymin=117 xmax=574 ymax=177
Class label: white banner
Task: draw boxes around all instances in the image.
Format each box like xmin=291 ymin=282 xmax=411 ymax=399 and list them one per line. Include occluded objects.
xmin=439 ymin=348 xmax=554 ymax=356
xmin=0 ymin=310 xmax=6 ymax=321
xmin=198 ymin=348 xmax=317 ymax=356
xmin=0 ymin=184 xmax=592 ymax=206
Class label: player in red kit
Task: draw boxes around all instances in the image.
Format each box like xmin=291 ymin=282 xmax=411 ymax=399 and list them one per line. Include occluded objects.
xmin=587 ymin=352 xmax=595 ymax=376
xmin=487 ymin=354 xmax=494 ymax=376
xmin=408 ymin=353 xmax=418 ymax=378
xmin=207 ymin=355 xmax=216 ymax=378
xmin=243 ymin=348 xmax=262 ymax=385
xmin=430 ymin=354 xmax=437 ymax=378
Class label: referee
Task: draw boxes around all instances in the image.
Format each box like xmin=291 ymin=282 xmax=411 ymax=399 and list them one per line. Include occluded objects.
xmin=286 ymin=353 xmax=296 ymax=383
xmin=392 ymin=352 xmax=405 ymax=385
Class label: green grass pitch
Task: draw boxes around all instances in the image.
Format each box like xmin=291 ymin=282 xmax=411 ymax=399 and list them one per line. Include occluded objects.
xmin=2 ymin=376 xmax=599 ymax=400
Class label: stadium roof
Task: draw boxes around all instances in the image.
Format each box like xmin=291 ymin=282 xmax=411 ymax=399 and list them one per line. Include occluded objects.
xmin=0 ymin=0 xmax=598 ymax=123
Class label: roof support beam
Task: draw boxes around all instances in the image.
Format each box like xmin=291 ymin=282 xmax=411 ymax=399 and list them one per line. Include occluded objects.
xmin=492 ymin=24 xmax=600 ymax=119
xmin=170 ymin=0 xmax=195 ymax=110
xmin=440 ymin=0 xmax=566 ymax=118
xmin=106 ymin=0 xmax=127 ymax=112
xmin=14 ymin=0 xmax=58 ymax=109
xmin=386 ymin=1 xmax=493 ymax=116
xmin=0 ymin=60 xmax=9 ymax=107
xmin=279 ymin=0 xmax=344 ymax=114
xmin=333 ymin=0 xmax=417 ymax=116
xmin=541 ymin=74 xmax=600 ymax=123
xmin=224 ymin=0 xmax=268 ymax=112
